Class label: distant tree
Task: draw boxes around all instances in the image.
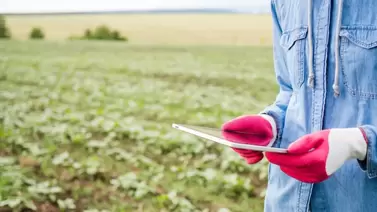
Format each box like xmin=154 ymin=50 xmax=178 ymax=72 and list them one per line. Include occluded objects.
xmin=70 ymin=25 xmax=128 ymax=42
xmin=0 ymin=15 xmax=11 ymax=39
xmin=111 ymin=30 xmax=121 ymax=40
xmin=84 ymin=29 xmax=92 ymax=39
xmin=29 ymin=27 xmax=45 ymax=39
xmin=92 ymin=25 xmax=112 ymax=40
xmin=111 ymin=30 xmax=128 ymax=41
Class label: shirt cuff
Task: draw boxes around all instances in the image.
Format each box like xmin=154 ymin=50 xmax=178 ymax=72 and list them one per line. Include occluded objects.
xmin=358 ymin=125 xmax=377 ymax=179
xmin=259 ymin=107 xmax=285 ymax=148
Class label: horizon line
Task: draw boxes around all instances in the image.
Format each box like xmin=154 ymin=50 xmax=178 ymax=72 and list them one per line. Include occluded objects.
xmin=1 ymin=8 xmax=270 ymax=16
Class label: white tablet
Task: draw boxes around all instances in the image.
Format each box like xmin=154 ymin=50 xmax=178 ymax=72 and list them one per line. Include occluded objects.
xmin=172 ymin=123 xmax=287 ymax=153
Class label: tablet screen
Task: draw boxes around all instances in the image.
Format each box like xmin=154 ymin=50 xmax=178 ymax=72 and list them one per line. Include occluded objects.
xmin=172 ymin=123 xmax=287 ymax=153
xmin=177 ymin=124 xmax=266 ymax=146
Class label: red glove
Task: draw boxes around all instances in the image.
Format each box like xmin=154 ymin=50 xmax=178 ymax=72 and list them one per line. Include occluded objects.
xmin=265 ymin=128 xmax=368 ymax=183
xmin=221 ymin=114 xmax=277 ymax=164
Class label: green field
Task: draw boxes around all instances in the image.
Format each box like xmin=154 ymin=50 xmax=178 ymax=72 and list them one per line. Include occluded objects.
xmin=0 ymin=39 xmax=278 ymax=212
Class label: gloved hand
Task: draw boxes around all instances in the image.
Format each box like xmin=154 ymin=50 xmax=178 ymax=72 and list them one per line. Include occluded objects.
xmin=221 ymin=114 xmax=277 ymax=164
xmin=265 ymin=128 xmax=368 ymax=183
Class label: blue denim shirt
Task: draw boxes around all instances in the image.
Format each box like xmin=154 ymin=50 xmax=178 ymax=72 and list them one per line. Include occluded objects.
xmin=261 ymin=0 xmax=377 ymax=211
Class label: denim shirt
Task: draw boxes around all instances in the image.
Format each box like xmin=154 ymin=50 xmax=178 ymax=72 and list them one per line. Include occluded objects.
xmin=261 ymin=0 xmax=377 ymax=211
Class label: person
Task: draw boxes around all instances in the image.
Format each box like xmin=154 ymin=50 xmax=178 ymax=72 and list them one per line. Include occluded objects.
xmin=221 ymin=0 xmax=377 ymax=211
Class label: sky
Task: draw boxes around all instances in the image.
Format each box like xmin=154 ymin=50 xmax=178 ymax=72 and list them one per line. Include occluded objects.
xmin=1 ymin=0 xmax=269 ymax=14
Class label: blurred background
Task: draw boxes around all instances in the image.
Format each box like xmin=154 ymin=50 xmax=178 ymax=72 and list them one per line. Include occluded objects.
xmin=0 ymin=0 xmax=278 ymax=211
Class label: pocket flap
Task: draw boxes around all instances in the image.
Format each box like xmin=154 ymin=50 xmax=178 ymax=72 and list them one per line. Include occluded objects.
xmin=280 ymin=27 xmax=308 ymax=50
xmin=340 ymin=27 xmax=377 ymax=49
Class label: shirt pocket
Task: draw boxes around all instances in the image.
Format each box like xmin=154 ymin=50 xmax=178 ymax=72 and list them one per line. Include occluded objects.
xmin=339 ymin=26 xmax=377 ymax=100
xmin=279 ymin=26 xmax=308 ymax=90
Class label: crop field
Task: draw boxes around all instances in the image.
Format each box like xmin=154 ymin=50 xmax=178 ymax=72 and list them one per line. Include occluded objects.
xmin=5 ymin=14 xmax=273 ymax=46
xmin=0 ymin=16 xmax=278 ymax=211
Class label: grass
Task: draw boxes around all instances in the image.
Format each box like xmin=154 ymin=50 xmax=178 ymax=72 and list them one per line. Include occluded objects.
xmin=0 ymin=39 xmax=278 ymax=211
xmin=4 ymin=14 xmax=273 ymax=45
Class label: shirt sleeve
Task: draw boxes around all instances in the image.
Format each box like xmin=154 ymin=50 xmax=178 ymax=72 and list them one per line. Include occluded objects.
xmin=260 ymin=0 xmax=293 ymax=148
xmin=357 ymin=125 xmax=377 ymax=179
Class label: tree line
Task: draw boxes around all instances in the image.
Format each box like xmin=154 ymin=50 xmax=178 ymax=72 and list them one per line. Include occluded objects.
xmin=0 ymin=15 xmax=128 ymax=41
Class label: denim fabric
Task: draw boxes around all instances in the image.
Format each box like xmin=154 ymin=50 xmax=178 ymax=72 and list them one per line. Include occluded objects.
xmin=261 ymin=0 xmax=377 ymax=211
